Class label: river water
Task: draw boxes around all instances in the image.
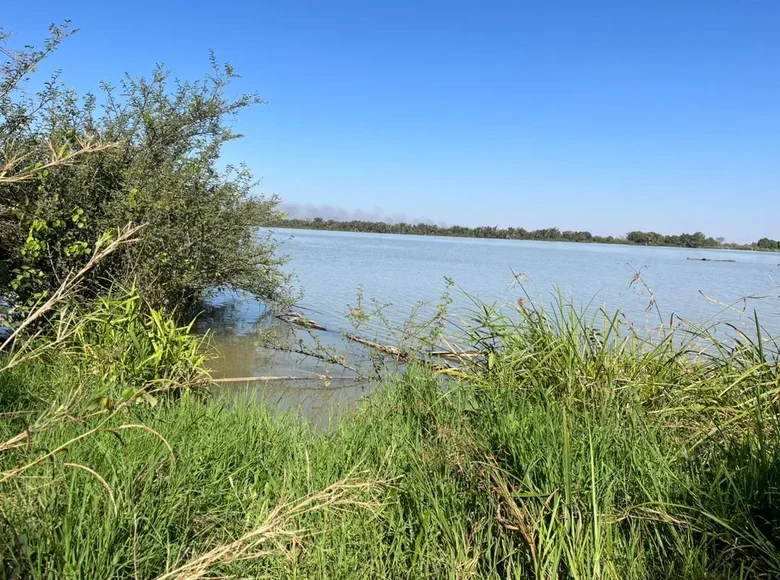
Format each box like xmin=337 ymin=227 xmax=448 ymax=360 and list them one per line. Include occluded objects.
xmin=199 ymin=229 xmax=780 ymax=423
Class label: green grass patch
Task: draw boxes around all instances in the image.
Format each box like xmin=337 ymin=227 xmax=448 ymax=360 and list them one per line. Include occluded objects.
xmin=1 ymin=298 xmax=779 ymax=578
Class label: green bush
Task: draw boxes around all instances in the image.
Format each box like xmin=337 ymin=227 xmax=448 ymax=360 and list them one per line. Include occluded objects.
xmin=68 ymin=287 xmax=209 ymax=392
xmin=0 ymin=285 xmax=210 ymax=415
xmin=0 ymin=23 xmax=288 ymax=314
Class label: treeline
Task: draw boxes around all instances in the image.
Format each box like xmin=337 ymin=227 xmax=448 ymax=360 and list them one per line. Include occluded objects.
xmin=275 ymin=217 xmax=779 ymax=251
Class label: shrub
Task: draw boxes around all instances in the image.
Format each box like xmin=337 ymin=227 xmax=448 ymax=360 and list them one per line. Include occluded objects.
xmin=0 ymin=23 xmax=289 ymax=314
xmin=68 ymin=287 xmax=209 ymax=392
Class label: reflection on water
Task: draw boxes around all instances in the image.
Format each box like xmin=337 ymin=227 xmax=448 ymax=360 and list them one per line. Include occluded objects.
xmin=196 ymin=229 xmax=780 ymax=424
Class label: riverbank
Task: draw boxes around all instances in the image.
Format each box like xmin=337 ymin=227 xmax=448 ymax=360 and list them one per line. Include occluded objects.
xmin=2 ymin=297 xmax=779 ymax=578
xmin=273 ymin=218 xmax=780 ymax=252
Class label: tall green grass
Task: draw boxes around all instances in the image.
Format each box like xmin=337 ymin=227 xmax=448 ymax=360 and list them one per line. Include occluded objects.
xmin=69 ymin=287 xmax=209 ymax=392
xmin=1 ymin=295 xmax=779 ymax=578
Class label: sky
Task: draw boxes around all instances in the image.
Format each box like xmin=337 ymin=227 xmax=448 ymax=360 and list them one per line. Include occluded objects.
xmin=3 ymin=0 xmax=780 ymax=242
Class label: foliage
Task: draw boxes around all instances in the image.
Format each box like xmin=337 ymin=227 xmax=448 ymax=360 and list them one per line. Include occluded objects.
xmin=625 ymin=229 xmax=733 ymax=248
xmin=2 ymin=296 xmax=780 ymax=578
xmin=757 ymin=237 xmax=780 ymax=251
xmin=68 ymin=287 xmax=209 ymax=392
xmin=0 ymin=23 xmax=289 ymax=314
xmin=275 ymin=217 xmax=777 ymax=251
xmin=0 ymin=284 xmax=209 ymax=414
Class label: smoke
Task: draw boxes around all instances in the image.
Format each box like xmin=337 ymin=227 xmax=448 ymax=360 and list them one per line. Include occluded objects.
xmin=280 ymin=202 xmax=443 ymax=226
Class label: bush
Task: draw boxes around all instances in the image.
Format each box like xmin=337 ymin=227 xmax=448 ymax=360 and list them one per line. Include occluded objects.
xmin=68 ymin=287 xmax=209 ymax=392
xmin=0 ymin=285 xmax=210 ymax=414
xmin=0 ymin=23 xmax=289 ymax=314
xmin=758 ymin=237 xmax=780 ymax=251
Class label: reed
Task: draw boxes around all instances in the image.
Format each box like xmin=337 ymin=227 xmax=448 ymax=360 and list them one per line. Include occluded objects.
xmin=1 ymin=296 xmax=779 ymax=578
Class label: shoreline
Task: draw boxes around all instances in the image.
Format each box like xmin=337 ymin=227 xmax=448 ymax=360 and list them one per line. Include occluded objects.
xmin=270 ymin=224 xmax=777 ymax=253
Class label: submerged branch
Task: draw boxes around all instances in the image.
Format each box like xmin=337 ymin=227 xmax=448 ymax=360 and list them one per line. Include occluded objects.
xmin=345 ymin=333 xmax=410 ymax=362
xmin=211 ymin=375 xmax=364 ymax=384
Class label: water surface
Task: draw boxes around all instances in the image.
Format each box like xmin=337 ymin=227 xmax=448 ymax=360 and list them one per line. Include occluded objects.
xmin=201 ymin=229 xmax=780 ymax=423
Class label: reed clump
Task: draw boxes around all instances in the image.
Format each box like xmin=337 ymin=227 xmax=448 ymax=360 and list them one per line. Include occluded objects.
xmin=1 ymin=294 xmax=779 ymax=579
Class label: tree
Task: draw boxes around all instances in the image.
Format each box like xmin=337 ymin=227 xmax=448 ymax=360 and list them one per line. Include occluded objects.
xmin=627 ymin=231 xmax=650 ymax=245
xmin=757 ymin=238 xmax=780 ymax=250
xmin=0 ymin=24 xmax=289 ymax=313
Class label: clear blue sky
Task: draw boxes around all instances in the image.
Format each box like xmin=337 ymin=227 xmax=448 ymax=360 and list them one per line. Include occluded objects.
xmin=4 ymin=0 xmax=780 ymax=242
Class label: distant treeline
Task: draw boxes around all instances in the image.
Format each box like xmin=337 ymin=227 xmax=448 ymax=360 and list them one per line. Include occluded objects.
xmin=274 ymin=217 xmax=780 ymax=251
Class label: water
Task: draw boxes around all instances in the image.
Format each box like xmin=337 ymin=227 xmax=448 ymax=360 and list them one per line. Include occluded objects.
xmin=201 ymin=229 xmax=780 ymax=423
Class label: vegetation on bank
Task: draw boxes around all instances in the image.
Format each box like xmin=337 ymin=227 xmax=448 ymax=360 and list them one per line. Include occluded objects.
xmin=2 ymin=286 xmax=780 ymax=578
xmin=4 ymin=22 xmax=780 ymax=580
xmin=0 ymin=23 xmax=288 ymax=319
xmin=275 ymin=217 xmax=780 ymax=251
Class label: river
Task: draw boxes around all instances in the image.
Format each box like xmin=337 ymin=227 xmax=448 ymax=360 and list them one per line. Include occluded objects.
xmin=199 ymin=229 xmax=780 ymax=424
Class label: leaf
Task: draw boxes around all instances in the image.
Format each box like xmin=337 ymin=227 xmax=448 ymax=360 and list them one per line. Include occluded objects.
xmin=140 ymin=392 xmax=158 ymax=408
xmin=89 ymin=395 xmax=113 ymax=411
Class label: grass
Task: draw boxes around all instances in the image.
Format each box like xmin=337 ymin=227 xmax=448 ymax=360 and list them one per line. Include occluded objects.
xmin=1 ymin=293 xmax=779 ymax=578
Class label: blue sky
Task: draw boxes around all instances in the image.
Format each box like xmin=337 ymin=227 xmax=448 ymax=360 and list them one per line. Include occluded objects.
xmin=4 ymin=0 xmax=779 ymax=242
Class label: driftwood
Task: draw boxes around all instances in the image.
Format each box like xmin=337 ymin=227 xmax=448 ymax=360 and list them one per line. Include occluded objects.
xmin=270 ymin=313 xmax=479 ymax=378
xmin=211 ymin=375 xmax=364 ymax=384
xmin=687 ymin=257 xmax=736 ymax=263
xmin=430 ymin=349 xmax=482 ymax=361
xmin=275 ymin=312 xmax=477 ymax=364
xmin=276 ymin=311 xmax=328 ymax=331
xmin=345 ymin=334 xmax=483 ymax=374
xmin=345 ymin=333 xmax=410 ymax=361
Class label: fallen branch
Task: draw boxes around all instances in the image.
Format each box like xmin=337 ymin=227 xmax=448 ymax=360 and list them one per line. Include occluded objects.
xmin=687 ymin=257 xmax=737 ymax=263
xmin=211 ymin=375 xmax=364 ymax=384
xmin=276 ymin=311 xmax=328 ymax=331
xmin=345 ymin=333 xmax=409 ymax=361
